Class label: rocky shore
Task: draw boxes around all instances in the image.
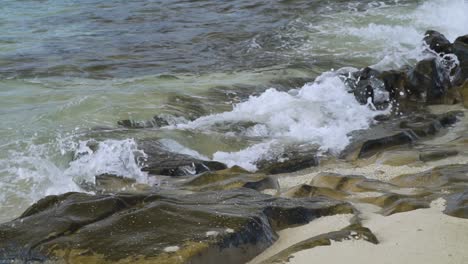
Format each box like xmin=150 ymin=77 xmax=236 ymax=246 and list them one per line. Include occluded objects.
xmin=1 ymin=30 xmax=468 ymax=264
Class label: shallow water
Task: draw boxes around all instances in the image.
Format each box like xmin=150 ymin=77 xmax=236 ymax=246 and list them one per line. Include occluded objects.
xmin=0 ymin=0 xmax=467 ymax=222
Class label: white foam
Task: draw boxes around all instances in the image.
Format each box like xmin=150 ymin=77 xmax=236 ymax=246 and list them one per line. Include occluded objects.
xmin=66 ymin=138 xmax=148 ymax=184
xmin=412 ymin=0 xmax=468 ymax=42
xmin=177 ymin=72 xmax=384 ymax=171
xmin=0 ymin=137 xmax=148 ymax=223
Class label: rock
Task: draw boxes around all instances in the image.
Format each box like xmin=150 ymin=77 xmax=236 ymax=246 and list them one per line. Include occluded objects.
xmin=380 ymin=198 xmax=430 ymax=216
xmin=419 ymin=149 xmax=459 ymax=162
xmin=243 ymin=177 xmax=279 ymax=192
xmin=399 ymin=115 xmax=441 ymax=137
xmin=260 ymin=224 xmax=378 ymax=264
xmin=0 ymin=189 xmax=354 ymax=264
xmin=310 ymin=173 xmax=398 ymax=193
xmin=139 ymin=140 xmax=227 ymax=176
xmin=423 ymin=30 xmax=453 ymax=54
xmin=444 ymin=191 xmax=468 ymax=219
xmin=182 ymin=167 xmax=278 ymax=192
xmin=379 ymin=70 xmax=408 ymax=103
xmin=257 ymin=145 xmax=319 ymax=174
xmin=390 ymin=164 xmax=468 ymax=188
xmin=92 ymin=174 xmax=152 ymax=194
xmin=356 ymin=130 xmax=417 ymax=159
xmin=459 ymin=80 xmax=468 ymax=108
xmin=344 ymin=67 xmax=388 ymax=106
xmin=118 ymin=114 xmax=174 ymax=129
xmin=283 ymin=184 xmax=348 ymax=201
xmin=406 ymin=58 xmax=452 ymax=104
xmin=453 ymin=35 xmax=468 ymax=83
xmin=377 ymin=150 xmax=420 ymax=166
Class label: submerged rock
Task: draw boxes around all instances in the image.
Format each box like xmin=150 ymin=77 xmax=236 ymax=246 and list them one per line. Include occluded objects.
xmin=139 ymin=139 xmax=227 ymax=176
xmin=0 ymin=189 xmax=353 ymax=264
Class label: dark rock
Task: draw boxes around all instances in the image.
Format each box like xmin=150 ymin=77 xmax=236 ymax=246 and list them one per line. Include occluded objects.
xmin=379 ymin=70 xmax=408 ymax=103
xmin=437 ymin=110 xmax=463 ymax=126
xmin=0 ymin=189 xmax=354 ymax=264
xmin=357 ymin=130 xmax=417 ymax=159
xmin=261 ymin=224 xmax=378 ymax=264
xmin=243 ymin=177 xmax=279 ymax=192
xmin=406 ymin=58 xmax=452 ymax=104
xmin=399 ymin=116 xmax=442 ymax=137
xmin=139 ymin=140 xmax=227 ymax=176
xmin=453 ymin=35 xmax=468 ymax=83
xmin=344 ymin=67 xmax=386 ymax=105
xmin=444 ymin=191 xmax=468 ymax=219
xmin=257 ymin=146 xmax=319 ymax=174
xmin=118 ymin=114 xmax=172 ymax=129
xmin=423 ymin=30 xmax=453 ymax=54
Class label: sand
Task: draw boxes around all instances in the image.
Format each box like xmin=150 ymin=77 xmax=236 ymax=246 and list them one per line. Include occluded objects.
xmin=251 ymin=199 xmax=468 ymax=264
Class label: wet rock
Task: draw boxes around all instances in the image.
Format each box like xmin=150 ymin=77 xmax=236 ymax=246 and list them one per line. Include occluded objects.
xmin=444 ymin=191 xmax=468 ymax=219
xmin=344 ymin=67 xmax=387 ymax=105
xmin=356 ymin=130 xmax=417 ymax=159
xmin=390 ymin=164 xmax=468 ymax=188
xmin=419 ymin=149 xmax=459 ymax=162
xmin=437 ymin=110 xmax=463 ymax=126
xmin=379 ymin=70 xmax=408 ymax=103
xmin=423 ymin=30 xmax=453 ymax=54
xmin=257 ymin=146 xmax=319 ymax=174
xmin=453 ymin=35 xmax=468 ymax=83
xmin=310 ymin=173 xmax=398 ymax=193
xmin=117 ymin=114 xmax=175 ymax=129
xmin=0 ymin=189 xmax=354 ymax=264
xmin=183 ymin=167 xmax=277 ymax=192
xmin=406 ymin=58 xmax=452 ymax=104
xmin=377 ymin=150 xmax=420 ymax=166
xmin=139 ymin=140 xmax=227 ymax=176
xmin=92 ymin=174 xmax=152 ymax=194
xmin=399 ymin=116 xmax=442 ymax=137
xmin=458 ymin=80 xmax=468 ymax=108
xmin=261 ymin=224 xmax=378 ymax=264
xmin=243 ymin=177 xmax=279 ymax=192
xmin=380 ymin=198 xmax=430 ymax=216
xmin=283 ymin=184 xmax=348 ymax=201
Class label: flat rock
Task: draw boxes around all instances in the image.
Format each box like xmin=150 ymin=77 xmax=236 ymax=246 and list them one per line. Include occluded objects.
xmin=0 ymin=189 xmax=354 ymax=264
xmin=390 ymin=164 xmax=468 ymax=188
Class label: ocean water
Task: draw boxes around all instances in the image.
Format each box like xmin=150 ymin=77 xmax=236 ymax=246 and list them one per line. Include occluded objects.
xmin=0 ymin=0 xmax=467 ymax=222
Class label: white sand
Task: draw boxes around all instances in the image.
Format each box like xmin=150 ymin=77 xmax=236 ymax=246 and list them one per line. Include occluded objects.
xmin=284 ymin=199 xmax=468 ymax=264
xmin=248 ymin=214 xmax=354 ymax=264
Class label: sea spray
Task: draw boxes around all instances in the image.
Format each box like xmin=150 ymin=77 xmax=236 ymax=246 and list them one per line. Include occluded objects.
xmin=174 ymin=71 xmax=387 ymax=171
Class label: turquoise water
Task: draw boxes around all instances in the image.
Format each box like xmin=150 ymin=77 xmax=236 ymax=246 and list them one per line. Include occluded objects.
xmin=0 ymin=0 xmax=467 ymax=223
